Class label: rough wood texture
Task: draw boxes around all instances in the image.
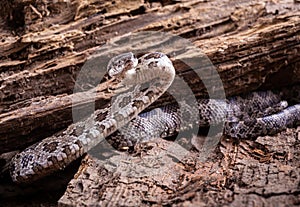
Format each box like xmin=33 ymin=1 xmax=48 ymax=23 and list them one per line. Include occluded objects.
xmin=0 ymin=0 xmax=299 ymax=153
xmin=59 ymin=127 xmax=300 ymax=206
xmin=0 ymin=0 xmax=299 ymax=206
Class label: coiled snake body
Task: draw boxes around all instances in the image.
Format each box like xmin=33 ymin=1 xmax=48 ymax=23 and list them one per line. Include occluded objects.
xmin=10 ymin=52 xmax=300 ymax=183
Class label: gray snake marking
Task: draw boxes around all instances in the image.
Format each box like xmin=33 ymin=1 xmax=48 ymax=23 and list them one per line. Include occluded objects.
xmin=10 ymin=52 xmax=300 ymax=183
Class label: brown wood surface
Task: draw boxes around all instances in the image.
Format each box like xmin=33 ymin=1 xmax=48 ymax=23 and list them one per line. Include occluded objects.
xmin=0 ymin=0 xmax=299 ymax=206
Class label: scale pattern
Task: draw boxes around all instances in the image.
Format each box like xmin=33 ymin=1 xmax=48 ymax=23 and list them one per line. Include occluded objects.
xmin=10 ymin=52 xmax=300 ymax=183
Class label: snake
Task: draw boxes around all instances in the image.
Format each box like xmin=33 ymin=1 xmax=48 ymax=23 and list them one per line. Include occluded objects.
xmin=10 ymin=52 xmax=300 ymax=183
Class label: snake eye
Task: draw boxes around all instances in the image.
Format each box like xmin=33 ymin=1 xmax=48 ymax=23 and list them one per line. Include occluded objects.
xmin=107 ymin=52 xmax=138 ymax=77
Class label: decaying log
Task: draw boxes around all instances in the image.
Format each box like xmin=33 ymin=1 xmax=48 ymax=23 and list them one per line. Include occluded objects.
xmin=0 ymin=0 xmax=300 ymax=206
xmin=59 ymin=127 xmax=300 ymax=206
xmin=0 ymin=0 xmax=299 ymax=154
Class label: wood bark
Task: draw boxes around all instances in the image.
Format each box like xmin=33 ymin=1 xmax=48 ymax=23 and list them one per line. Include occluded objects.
xmin=0 ymin=0 xmax=299 ymax=206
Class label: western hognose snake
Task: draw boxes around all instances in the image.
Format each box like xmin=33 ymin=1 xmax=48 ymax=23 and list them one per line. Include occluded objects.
xmin=10 ymin=52 xmax=300 ymax=183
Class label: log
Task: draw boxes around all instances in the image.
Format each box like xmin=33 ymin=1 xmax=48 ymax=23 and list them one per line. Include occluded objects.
xmin=0 ymin=0 xmax=299 ymax=206
xmin=0 ymin=0 xmax=299 ymax=154
xmin=59 ymin=127 xmax=300 ymax=206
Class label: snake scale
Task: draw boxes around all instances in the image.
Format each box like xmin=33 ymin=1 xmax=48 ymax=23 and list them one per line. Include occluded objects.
xmin=10 ymin=52 xmax=300 ymax=183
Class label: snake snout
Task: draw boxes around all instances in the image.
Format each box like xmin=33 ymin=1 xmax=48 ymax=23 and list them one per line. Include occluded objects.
xmin=107 ymin=52 xmax=138 ymax=77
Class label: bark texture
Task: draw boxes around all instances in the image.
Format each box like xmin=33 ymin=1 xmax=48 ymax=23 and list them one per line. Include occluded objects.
xmin=0 ymin=0 xmax=299 ymax=206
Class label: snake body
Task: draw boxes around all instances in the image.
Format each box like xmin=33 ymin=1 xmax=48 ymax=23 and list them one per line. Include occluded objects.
xmin=10 ymin=52 xmax=300 ymax=183
xmin=10 ymin=52 xmax=175 ymax=183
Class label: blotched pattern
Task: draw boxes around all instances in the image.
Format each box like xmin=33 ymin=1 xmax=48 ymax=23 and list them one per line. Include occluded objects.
xmin=10 ymin=52 xmax=300 ymax=183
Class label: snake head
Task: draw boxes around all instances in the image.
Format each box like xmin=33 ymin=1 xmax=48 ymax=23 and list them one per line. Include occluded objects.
xmin=107 ymin=52 xmax=175 ymax=93
xmin=107 ymin=52 xmax=138 ymax=78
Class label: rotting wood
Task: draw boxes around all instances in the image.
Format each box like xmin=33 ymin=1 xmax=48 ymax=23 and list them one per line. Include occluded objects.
xmin=58 ymin=127 xmax=300 ymax=206
xmin=0 ymin=0 xmax=300 ymax=206
xmin=1 ymin=10 xmax=299 ymax=153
